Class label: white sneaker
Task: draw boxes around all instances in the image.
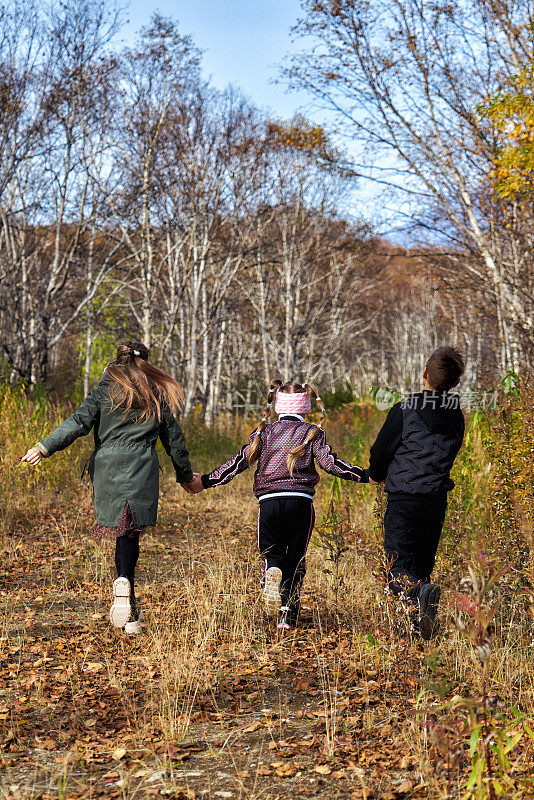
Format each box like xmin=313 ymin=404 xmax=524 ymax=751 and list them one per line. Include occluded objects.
xmin=124 ymin=609 xmax=144 ymax=635
xmin=262 ymin=567 xmax=282 ymax=616
xmin=110 ymin=577 xmax=131 ymax=628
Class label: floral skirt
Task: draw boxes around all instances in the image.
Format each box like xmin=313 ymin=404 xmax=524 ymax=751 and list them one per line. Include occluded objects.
xmin=91 ymin=502 xmax=145 ymax=541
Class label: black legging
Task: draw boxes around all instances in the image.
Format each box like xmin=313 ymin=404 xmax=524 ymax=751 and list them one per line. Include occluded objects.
xmin=114 ymin=533 xmax=140 ymax=601
xmin=258 ymin=496 xmax=315 ymax=624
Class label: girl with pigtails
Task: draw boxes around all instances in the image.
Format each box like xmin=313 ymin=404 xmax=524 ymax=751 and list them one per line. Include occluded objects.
xmin=195 ymin=380 xmax=367 ymax=629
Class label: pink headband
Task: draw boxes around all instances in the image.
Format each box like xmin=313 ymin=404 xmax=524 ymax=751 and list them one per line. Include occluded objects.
xmin=274 ymin=390 xmax=312 ymax=416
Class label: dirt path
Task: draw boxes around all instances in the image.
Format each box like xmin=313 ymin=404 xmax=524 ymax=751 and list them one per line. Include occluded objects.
xmin=0 ymin=485 xmax=465 ymax=799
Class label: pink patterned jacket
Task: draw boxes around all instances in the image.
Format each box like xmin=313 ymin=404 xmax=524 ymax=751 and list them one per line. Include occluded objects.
xmin=201 ymin=415 xmax=367 ymax=500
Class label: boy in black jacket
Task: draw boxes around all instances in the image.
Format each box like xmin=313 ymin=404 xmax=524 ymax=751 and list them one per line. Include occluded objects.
xmin=368 ymin=347 xmax=465 ymax=639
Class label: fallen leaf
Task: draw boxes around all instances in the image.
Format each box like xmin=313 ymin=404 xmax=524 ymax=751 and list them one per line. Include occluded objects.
xmin=84 ymin=662 xmax=103 ymax=673
xmin=275 ymin=763 xmax=297 ymax=777
xmin=40 ymin=738 xmax=56 ymax=750
xmin=397 ymin=779 xmax=414 ymax=793
xmin=256 ymin=765 xmax=272 ymax=775
xmin=243 ymin=720 xmax=263 ymax=733
xmin=112 ymin=748 xmax=126 ymax=760
xmin=171 ymin=751 xmax=191 ymax=763
xmin=314 ymin=764 xmax=332 ymax=775
xmin=176 ymin=791 xmax=195 ymax=800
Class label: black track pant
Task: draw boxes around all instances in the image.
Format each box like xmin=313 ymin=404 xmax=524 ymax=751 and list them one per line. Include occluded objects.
xmin=383 ymin=493 xmax=447 ymax=599
xmin=258 ymin=496 xmax=315 ymax=623
xmin=114 ymin=533 xmax=140 ymax=602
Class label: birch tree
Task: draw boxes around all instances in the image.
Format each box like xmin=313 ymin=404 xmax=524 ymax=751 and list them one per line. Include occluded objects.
xmin=0 ymin=0 xmax=121 ymax=382
xmin=285 ymin=0 xmax=534 ymax=371
xmin=109 ymin=14 xmax=202 ymax=351
xmin=157 ymin=88 xmax=268 ymax=414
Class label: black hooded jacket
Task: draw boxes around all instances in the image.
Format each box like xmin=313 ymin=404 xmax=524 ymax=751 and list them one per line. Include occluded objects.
xmin=368 ymin=391 xmax=465 ymax=495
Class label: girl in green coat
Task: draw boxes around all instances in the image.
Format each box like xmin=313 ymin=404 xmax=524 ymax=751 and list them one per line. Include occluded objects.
xmin=20 ymin=341 xmax=201 ymax=634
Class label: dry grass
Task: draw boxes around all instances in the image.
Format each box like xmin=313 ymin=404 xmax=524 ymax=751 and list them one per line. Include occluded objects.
xmin=1 ymin=386 xmax=533 ymax=798
xmin=0 ymin=472 xmax=532 ymax=800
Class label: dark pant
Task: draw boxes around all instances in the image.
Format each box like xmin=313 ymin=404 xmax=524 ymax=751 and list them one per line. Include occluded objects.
xmin=114 ymin=533 xmax=140 ymax=602
xmin=258 ymin=496 xmax=315 ymax=623
xmin=383 ymin=493 xmax=447 ymax=599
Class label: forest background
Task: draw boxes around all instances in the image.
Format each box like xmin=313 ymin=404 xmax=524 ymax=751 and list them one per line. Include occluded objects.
xmin=1 ymin=2 xmax=534 ymax=799
xmin=1 ymin=0 xmax=533 ymax=412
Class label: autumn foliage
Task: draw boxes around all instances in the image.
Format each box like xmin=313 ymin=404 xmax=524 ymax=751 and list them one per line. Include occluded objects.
xmin=1 ymin=383 xmax=533 ymax=799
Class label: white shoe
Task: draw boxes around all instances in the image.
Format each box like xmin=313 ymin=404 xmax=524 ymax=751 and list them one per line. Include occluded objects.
xmin=124 ymin=610 xmax=144 ymax=635
xmin=110 ymin=577 xmax=131 ymax=628
xmin=262 ymin=567 xmax=282 ymax=616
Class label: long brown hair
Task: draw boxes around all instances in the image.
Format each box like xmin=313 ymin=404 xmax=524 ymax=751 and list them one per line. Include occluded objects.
xmin=105 ymin=341 xmax=184 ymax=422
xmin=248 ymin=379 xmax=326 ymax=475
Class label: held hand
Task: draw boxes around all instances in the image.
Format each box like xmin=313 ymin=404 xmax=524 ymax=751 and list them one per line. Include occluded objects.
xmin=189 ymin=473 xmax=204 ymax=493
xmin=20 ymin=447 xmax=43 ymax=466
xmin=181 ymin=473 xmax=204 ymax=494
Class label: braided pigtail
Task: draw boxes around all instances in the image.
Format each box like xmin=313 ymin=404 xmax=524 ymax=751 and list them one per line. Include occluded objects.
xmin=248 ymin=380 xmax=283 ymax=465
xmin=287 ymin=383 xmax=326 ymax=476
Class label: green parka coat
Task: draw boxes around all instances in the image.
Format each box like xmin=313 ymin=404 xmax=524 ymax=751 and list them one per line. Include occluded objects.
xmin=37 ymin=377 xmax=193 ymax=527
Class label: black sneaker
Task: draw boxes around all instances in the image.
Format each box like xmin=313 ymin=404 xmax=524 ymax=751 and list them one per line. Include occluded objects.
xmin=418 ymin=583 xmax=441 ymax=640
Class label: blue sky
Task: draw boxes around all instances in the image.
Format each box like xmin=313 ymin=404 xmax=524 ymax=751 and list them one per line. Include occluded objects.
xmin=120 ymin=0 xmax=309 ymax=119
xmin=118 ymin=1 xmax=399 ymax=235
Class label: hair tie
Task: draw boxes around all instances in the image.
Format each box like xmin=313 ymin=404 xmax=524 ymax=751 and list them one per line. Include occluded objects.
xmin=131 ymin=349 xmax=140 ymax=356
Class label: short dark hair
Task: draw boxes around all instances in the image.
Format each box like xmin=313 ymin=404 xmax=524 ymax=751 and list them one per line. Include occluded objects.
xmin=425 ymin=347 xmax=465 ymax=391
